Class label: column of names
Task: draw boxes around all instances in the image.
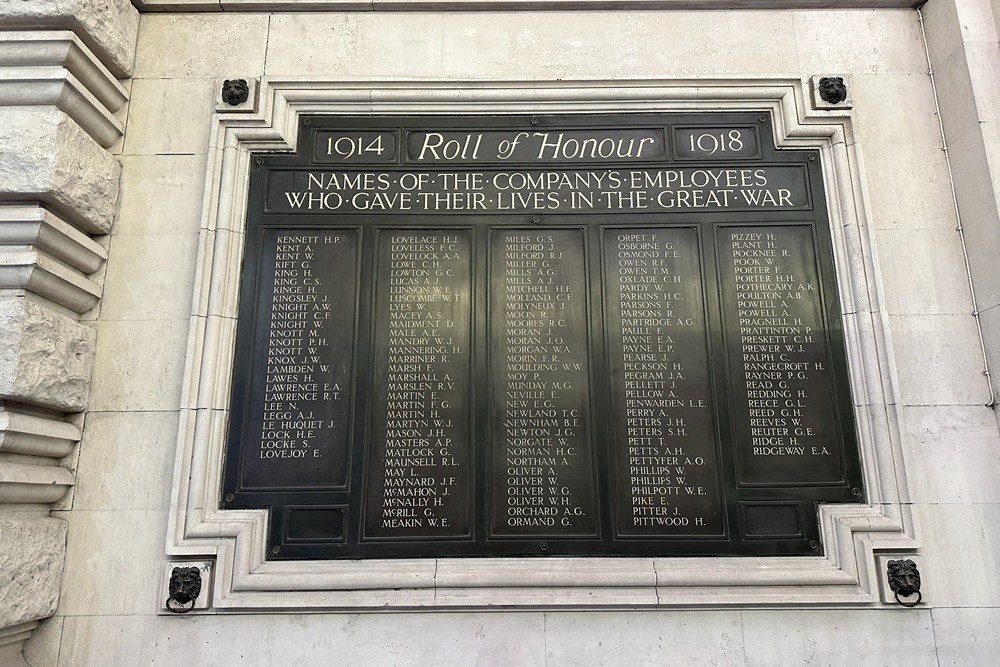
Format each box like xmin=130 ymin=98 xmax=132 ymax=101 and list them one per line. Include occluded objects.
xmin=244 ymin=230 xmax=358 ymax=489
xmin=720 ymin=225 xmax=844 ymax=484
xmin=605 ymin=228 xmax=724 ymax=535
xmin=490 ymin=229 xmax=598 ymax=537
xmin=365 ymin=230 xmax=473 ymax=538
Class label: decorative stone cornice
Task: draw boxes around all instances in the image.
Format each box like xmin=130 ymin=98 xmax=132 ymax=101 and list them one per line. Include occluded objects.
xmin=133 ymin=0 xmax=924 ymax=11
xmin=0 ymin=0 xmax=139 ymax=78
xmin=0 ymin=31 xmax=128 ymax=148
xmin=0 ymin=206 xmax=106 ymax=314
xmin=0 ymin=409 xmax=80 ymax=459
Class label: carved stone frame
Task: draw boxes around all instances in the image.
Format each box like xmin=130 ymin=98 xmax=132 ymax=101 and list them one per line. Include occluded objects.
xmin=167 ymin=78 xmax=917 ymax=611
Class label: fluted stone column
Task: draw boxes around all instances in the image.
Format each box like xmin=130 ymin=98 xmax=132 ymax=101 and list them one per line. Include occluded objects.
xmin=0 ymin=1 xmax=138 ymax=662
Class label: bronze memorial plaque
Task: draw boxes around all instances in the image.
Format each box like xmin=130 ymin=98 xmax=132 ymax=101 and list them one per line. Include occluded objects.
xmin=222 ymin=113 xmax=863 ymax=559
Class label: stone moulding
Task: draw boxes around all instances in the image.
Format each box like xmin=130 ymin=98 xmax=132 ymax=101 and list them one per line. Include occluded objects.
xmin=135 ymin=1 xmax=924 ymax=11
xmin=167 ymin=77 xmax=918 ymax=611
xmin=0 ymin=31 xmax=128 ymax=149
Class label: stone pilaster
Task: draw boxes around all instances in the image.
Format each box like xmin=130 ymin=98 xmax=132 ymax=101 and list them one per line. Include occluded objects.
xmin=0 ymin=2 xmax=138 ymax=661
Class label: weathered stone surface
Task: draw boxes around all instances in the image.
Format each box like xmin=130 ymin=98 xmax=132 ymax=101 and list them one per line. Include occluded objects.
xmin=0 ymin=514 xmax=66 ymax=629
xmin=0 ymin=0 xmax=139 ymax=77
xmin=0 ymin=298 xmax=95 ymax=412
xmin=0 ymin=107 xmax=120 ymax=234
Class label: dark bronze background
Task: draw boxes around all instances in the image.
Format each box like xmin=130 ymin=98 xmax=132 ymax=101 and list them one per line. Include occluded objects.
xmin=222 ymin=113 xmax=864 ymax=559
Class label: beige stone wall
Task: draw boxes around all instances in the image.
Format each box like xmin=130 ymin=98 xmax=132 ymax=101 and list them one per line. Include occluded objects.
xmin=19 ymin=3 xmax=1000 ymax=664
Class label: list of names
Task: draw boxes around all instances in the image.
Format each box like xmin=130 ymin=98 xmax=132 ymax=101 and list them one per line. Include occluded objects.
xmin=364 ymin=230 xmax=473 ymax=538
xmin=719 ymin=225 xmax=844 ymax=484
xmin=605 ymin=228 xmax=724 ymax=535
xmin=490 ymin=229 xmax=598 ymax=537
xmin=244 ymin=230 xmax=358 ymax=489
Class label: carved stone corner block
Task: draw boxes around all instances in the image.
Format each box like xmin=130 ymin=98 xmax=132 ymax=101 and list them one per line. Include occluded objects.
xmin=216 ymin=78 xmax=257 ymax=114
xmin=0 ymin=298 xmax=96 ymax=412
xmin=159 ymin=560 xmax=214 ymax=614
xmin=0 ymin=1 xmax=140 ymax=78
xmin=0 ymin=514 xmax=66 ymax=628
xmin=811 ymin=75 xmax=852 ymax=110
xmin=877 ymin=554 xmax=926 ymax=607
xmin=0 ymin=108 xmax=120 ymax=235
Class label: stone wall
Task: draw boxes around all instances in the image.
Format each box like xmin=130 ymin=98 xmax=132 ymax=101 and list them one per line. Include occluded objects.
xmin=0 ymin=1 xmax=138 ymax=663
xmin=6 ymin=0 xmax=1000 ymax=664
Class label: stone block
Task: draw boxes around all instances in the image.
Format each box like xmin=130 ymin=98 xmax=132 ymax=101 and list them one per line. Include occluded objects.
xmin=741 ymin=609 xmax=937 ymax=666
xmin=59 ymin=611 xmax=548 ymax=665
xmin=56 ymin=509 xmax=166 ymax=616
xmin=0 ymin=205 xmax=106 ymax=275
xmin=0 ymin=247 xmax=102 ymax=314
xmin=0 ymin=31 xmax=127 ymax=115
xmin=134 ymin=13 xmax=269 ymax=79
xmin=900 ymin=405 xmax=1000 ymax=504
xmin=933 ymin=607 xmax=1000 ymax=666
xmin=863 ymin=148 xmax=957 ymax=230
xmin=0 ymin=514 xmax=66 ymax=629
xmin=794 ymin=9 xmax=927 ymax=75
xmin=0 ymin=107 xmax=120 ymax=234
xmin=874 ymin=228 xmax=973 ymax=315
xmin=100 ymin=233 xmax=197 ymax=321
xmin=544 ymin=611 xmax=743 ymax=665
xmin=957 ymin=207 xmax=1000 ymax=313
xmin=0 ymin=298 xmax=96 ymax=412
xmin=920 ymin=502 xmax=1000 ymax=607
xmin=0 ymin=408 xmax=79 ymax=459
xmin=87 ymin=319 xmax=187 ymax=411
xmin=123 ymin=78 xmax=215 ymax=156
xmin=0 ymin=462 xmax=74 ymax=504
xmin=888 ymin=313 xmax=990 ymax=406
xmin=850 ymin=74 xmax=943 ymax=151
xmin=265 ymin=11 xmax=800 ymax=79
xmin=934 ymin=46 xmax=979 ymax=146
xmin=0 ymin=0 xmax=139 ymax=77
xmin=116 ymin=154 xmax=207 ymax=237
xmin=73 ymin=411 xmax=177 ymax=511
xmin=949 ymin=125 xmax=996 ymax=224
xmin=923 ymin=0 xmax=959 ymax=58
xmin=22 ymin=615 xmax=61 ymax=667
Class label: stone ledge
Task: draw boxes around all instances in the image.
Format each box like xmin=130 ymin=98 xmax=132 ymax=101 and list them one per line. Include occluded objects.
xmin=0 ymin=205 xmax=107 ymax=275
xmin=0 ymin=1 xmax=139 ymax=78
xmin=0 ymin=67 xmax=124 ymax=148
xmin=0 ymin=31 xmax=129 ymax=148
xmin=135 ymin=0 xmax=925 ymax=10
xmin=0 ymin=107 xmax=120 ymax=234
xmin=0 ymin=462 xmax=74 ymax=504
xmin=0 ymin=514 xmax=66 ymax=629
xmin=0 ymin=298 xmax=96 ymax=412
xmin=0 ymin=31 xmax=127 ymax=114
xmin=0 ymin=248 xmax=102 ymax=314
xmin=0 ymin=409 xmax=79 ymax=459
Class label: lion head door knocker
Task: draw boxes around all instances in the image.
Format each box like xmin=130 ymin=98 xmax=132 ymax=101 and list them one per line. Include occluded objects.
xmin=166 ymin=566 xmax=202 ymax=613
xmin=221 ymin=79 xmax=250 ymax=107
xmin=818 ymin=77 xmax=848 ymax=105
xmin=886 ymin=559 xmax=922 ymax=607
